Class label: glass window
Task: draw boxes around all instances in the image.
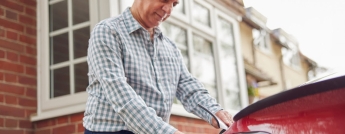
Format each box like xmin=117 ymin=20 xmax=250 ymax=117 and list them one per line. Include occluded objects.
xmin=49 ymin=0 xmax=68 ymax=32
xmin=253 ymin=29 xmax=271 ymax=52
xmin=193 ymin=35 xmax=217 ymax=99
xmin=49 ymin=0 xmax=90 ymax=98
xmin=72 ymin=0 xmax=89 ymax=25
xmin=282 ymin=42 xmax=301 ymax=69
xmin=218 ymin=17 xmax=241 ymax=110
xmin=51 ymin=66 xmax=70 ymax=98
xmin=192 ymin=2 xmax=210 ymax=27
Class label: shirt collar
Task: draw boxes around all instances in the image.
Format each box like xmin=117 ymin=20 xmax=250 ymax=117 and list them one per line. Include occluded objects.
xmin=122 ymin=7 xmax=163 ymax=39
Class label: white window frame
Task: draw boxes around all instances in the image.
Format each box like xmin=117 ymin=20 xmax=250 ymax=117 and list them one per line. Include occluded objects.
xmin=167 ymin=5 xmax=248 ymax=116
xmin=190 ymin=0 xmax=215 ymax=36
xmin=171 ymin=0 xmax=190 ymax=24
xmin=282 ymin=42 xmax=301 ymax=70
xmin=215 ymin=9 xmax=248 ymax=112
xmin=32 ymin=0 xmax=114 ymax=121
xmin=253 ymin=29 xmax=272 ymax=54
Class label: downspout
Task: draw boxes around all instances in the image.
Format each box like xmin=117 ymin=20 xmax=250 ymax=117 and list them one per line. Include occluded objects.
xmin=279 ymin=52 xmax=287 ymax=90
xmin=251 ymin=38 xmax=256 ymax=66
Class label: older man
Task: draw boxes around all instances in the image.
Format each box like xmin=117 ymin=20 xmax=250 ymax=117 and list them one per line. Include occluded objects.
xmin=83 ymin=0 xmax=233 ymax=133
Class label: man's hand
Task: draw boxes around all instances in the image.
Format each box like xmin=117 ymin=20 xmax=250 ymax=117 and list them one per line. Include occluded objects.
xmin=174 ymin=130 xmax=185 ymax=134
xmin=211 ymin=110 xmax=234 ymax=129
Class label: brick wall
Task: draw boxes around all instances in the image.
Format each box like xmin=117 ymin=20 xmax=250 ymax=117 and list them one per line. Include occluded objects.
xmin=0 ymin=0 xmax=37 ymax=134
xmin=34 ymin=113 xmax=84 ymax=134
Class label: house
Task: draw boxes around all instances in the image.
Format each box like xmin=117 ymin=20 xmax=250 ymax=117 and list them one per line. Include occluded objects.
xmin=0 ymin=0 xmax=320 ymax=133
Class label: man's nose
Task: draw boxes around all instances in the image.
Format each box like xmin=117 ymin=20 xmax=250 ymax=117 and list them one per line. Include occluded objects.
xmin=162 ymin=3 xmax=173 ymax=15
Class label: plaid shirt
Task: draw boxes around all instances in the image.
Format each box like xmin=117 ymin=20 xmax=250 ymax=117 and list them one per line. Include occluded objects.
xmin=83 ymin=8 xmax=222 ymax=134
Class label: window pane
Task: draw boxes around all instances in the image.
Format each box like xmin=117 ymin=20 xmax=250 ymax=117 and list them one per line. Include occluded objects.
xmin=161 ymin=22 xmax=189 ymax=69
xmin=218 ymin=17 xmax=241 ymax=110
xmin=75 ymin=62 xmax=88 ymax=93
xmin=50 ymin=33 xmax=69 ymax=64
xmin=174 ymin=0 xmax=185 ymax=14
xmin=218 ymin=18 xmax=234 ymax=46
xmin=73 ymin=26 xmax=90 ymax=59
xmin=193 ymin=35 xmax=217 ymax=99
xmin=192 ymin=2 xmax=210 ymax=27
xmin=51 ymin=66 xmax=70 ymax=98
xmin=72 ymin=0 xmax=90 ymax=25
xmin=49 ymin=0 xmax=68 ymax=31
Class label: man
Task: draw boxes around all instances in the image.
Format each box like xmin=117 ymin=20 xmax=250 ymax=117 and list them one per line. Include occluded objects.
xmin=83 ymin=0 xmax=233 ymax=133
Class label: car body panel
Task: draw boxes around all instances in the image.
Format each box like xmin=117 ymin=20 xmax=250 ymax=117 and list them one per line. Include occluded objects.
xmin=224 ymin=74 xmax=345 ymax=134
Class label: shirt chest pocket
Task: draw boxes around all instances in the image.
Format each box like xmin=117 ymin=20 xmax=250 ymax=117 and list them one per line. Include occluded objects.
xmin=157 ymin=56 xmax=180 ymax=85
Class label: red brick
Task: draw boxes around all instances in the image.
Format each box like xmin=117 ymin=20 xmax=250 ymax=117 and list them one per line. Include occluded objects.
xmin=19 ymin=34 xmax=36 ymax=46
xmin=6 ymin=10 xmax=18 ymax=20
xmin=0 ymin=105 xmax=25 ymax=118
xmin=19 ymin=15 xmax=36 ymax=26
xmin=0 ymin=28 xmax=5 ymax=37
xmin=0 ymin=83 xmax=25 ymax=95
xmin=0 ymin=49 xmax=5 ymax=58
xmin=170 ymin=115 xmax=188 ymax=123
xmin=0 ymin=94 xmax=4 ymax=102
xmin=19 ymin=55 xmax=36 ymax=65
xmin=0 ymin=72 xmax=3 ymax=80
xmin=71 ymin=113 xmax=84 ymax=123
xmin=25 ymin=27 xmax=36 ymax=36
xmin=24 ymin=109 xmax=35 ymax=118
xmin=52 ymin=124 xmax=75 ymax=134
xmin=19 ymin=120 xmax=33 ymax=129
xmin=5 ymin=73 xmax=18 ymax=83
xmin=0 ymin=38 xmax=24 ymax=52
xmin=35 ymin=129 xmax=51 ymax=134
xmin=2 ymin=0 xmax=24 ymax=12
xmin=0 ymin=118 xmax=3 ymax=127
xmin=0 ymin=8 xmax=4 ymax=16
xmin=6 ymin=51 xmax=19 ymax=61
xmin=19 ymin=0 xmax=37 ymax=7
xmin=18 ymin=97 xmax=36 ymax=107
xmin=25 ymin=7 xmax=36 ymax=17
xmin=77 ymin=123 xmax=84 ymax=132
xmin=5 ymin=118 xmax=18 ymax=128
xmin=25 ymin=66 xmax=36 ymax=76
xmin=18 ymin=75 xmax=36 ymax=86
xmin=0 ymin=129 xmax=24 ymax=134
xmin=36 ymin=119 xmax=56 ymax=129
xmin=56 ymin=116 xmax=69 ymax=124
xmin=0 ymin=61 xmax=24 ymax=73
xmin=25 ymin=46 xmax=36 ymax=55
xmin=0 ymin=18 xmax=24 ymax=32
xmin=6 ymin=30 xmax=18 ymax=40
xmin=5 ymin=94 xmax=17 ymax=105
xmin=24 ymin=130 xmax=34 ymax=134
xmin=25 ymin=87 xmax=36 ymax=98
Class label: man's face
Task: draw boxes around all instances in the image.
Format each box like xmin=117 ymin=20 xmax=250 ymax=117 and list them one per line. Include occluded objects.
xmin=136 ymin=0 xmax=179 ymax=28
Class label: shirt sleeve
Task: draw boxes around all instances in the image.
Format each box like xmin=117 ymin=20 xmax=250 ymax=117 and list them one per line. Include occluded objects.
xmin=87 ymin=23 xmax=177 ymax=134
xmin=175 ymin=50 xmax=222 ymax=125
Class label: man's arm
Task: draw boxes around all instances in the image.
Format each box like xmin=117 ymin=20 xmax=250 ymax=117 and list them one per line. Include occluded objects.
xmin=88 ymin=23 xmax=176 ymax=134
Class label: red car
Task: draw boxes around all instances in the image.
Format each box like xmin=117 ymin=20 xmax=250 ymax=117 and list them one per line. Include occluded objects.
xmin=223 ymin=73 xmax=345 ymax=134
